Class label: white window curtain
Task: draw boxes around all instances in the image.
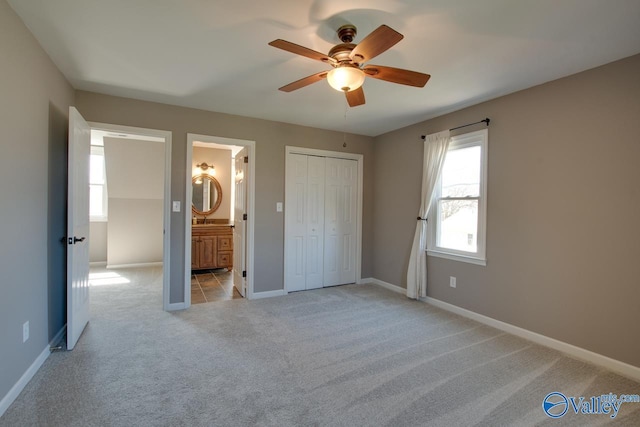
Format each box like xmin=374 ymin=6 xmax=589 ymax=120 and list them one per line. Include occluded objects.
xmin=406 ymin=130 xmax=451 ymax=299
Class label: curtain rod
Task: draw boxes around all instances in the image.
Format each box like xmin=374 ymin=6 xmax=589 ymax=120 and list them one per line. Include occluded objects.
xmin=421 ymin=118 xmax=490 ymax=140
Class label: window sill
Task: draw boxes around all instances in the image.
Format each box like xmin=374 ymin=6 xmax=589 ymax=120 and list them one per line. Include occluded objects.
xmin=427 ymin=250 xmax=486 ymax=266
xmin=90 ymin=217 xmax=108 ymax=223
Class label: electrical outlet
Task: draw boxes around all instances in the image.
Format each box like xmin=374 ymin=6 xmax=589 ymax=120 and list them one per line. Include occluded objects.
xmin=23 ymin=321 xmax=29 ymax=343
xmin=449 ymin=276 xmax=457 ymax=288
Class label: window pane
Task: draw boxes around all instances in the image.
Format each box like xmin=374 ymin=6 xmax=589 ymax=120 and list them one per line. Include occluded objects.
xmin=90 ymin=154 xmax=104 ymax=184
xmin=90 ymin=185 xmax=103 ymax=217
xmin=441 ymin=146 xmax=480 ymax=197
xmin=438 ymin=199 xmax=478 ymax=252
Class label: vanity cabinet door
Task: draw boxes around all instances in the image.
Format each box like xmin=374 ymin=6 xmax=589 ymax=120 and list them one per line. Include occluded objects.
xmin=192 ymin=226 xmax=233 ymax=270
xmin=218 ymin=236 xmax=232 ymax=251
xmin=217 ymin=251 xmax=232 ymax=267
xmin=191 ymin=237 xmax=199 ymax=269
xmin=198 ymin=235 xmax=218 ymax=269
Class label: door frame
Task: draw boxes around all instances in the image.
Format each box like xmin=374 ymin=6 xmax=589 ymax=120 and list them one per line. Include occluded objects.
xmin=284 ymin=146 xmax=364 ymax=293
xmin=185 ymin=133 xmax=256 ymax=303
xmin=88 ymin=122 xmax=173 ymax=311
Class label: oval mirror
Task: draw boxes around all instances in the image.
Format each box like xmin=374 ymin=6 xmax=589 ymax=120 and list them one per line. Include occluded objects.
xmin=192 ymin=174 xmax=222 ymax=215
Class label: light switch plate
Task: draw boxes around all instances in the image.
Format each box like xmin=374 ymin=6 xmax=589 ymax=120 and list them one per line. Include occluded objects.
xmin=276 ymin=202 xmax=283 ymax=212
xmin=172 ymin=201 xmax=181 ymax=212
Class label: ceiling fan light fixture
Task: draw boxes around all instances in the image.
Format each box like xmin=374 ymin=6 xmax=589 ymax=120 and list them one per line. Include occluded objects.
xmin=327 ymin=66 xmax=365 ymax=92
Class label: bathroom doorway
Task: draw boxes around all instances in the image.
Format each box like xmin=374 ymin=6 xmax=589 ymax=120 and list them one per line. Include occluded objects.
xmin=185 ymin=134 xmax=255 ymax=306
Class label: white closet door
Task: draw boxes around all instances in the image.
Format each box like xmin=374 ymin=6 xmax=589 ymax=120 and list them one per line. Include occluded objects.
xmin=324 ymin=158 xmax=357 ymax=286
xmin=305 ymin=156 xmax=325 ymax=289
xmin=285 ymin=154 xmax=308 ymax=292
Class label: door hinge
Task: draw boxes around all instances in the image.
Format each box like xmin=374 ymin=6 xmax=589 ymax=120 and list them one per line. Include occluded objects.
xmin=242 ymin=270 xmax=246 ymax=278
xmin=243 ymin=213 xmax=247 ymax=220
xmin=244 ymin=156 xmax=249 ymax=163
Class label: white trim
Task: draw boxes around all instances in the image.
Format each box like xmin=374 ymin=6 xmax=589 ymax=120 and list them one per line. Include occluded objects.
xmin=186 ymin=134 xmax=256 ymax=304
xmin=106 ymin=262 xmax=163 ymax=269
xmin=251 ymin=289 xmax=286 ymax=299
xmin=88 ymin=122 xmax=172 ymax=311
xmin=365 ymin=277 xmax=405 ymax=294
xmin=428 ymin=129 xmax=488 ymax=264
xmin=283 ymin=146 xmax=364 ymax=293
xmin=166 ymin=302 xmax=186 ymax=311
xmin=427 ymin=250 xmax=487 ymax=266
xmin=366 ymin=278 xmax=640 ymax=381
xmin=89 ymin=261 xmax=107 ymax=267
xmin=424 ymin=296 xmax=640 ymax=382
xmin=0 ymin=345 xmax=50 ymax=417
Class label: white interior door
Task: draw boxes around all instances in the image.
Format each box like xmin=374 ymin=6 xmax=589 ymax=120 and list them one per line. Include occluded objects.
xmin=232 ymin=148 xmax=248 ymax=297
xmin=305 ymin=156 xmax=325 ymax=290
xmin=324 ymin=158 xmax=357 ymax=286
xmin=67 ymin=107 xmax=91 ymax=350
xmin=285 ymin=150 xmax=359 ymax=293
xmin=285 ymin=154 xmax=307 ymax=292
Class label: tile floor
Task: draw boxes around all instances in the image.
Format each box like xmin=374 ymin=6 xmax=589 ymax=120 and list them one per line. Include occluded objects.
xmin=191 ymin=268 xmax=242 ymax=304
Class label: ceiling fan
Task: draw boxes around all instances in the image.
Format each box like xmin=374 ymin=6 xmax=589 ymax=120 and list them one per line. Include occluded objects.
xmin=268 ymin=24 xmax=430 ymax=107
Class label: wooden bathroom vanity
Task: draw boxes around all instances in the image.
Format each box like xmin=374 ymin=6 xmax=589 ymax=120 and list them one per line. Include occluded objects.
xmin=191 ymin=224 xmax=233 ymax=271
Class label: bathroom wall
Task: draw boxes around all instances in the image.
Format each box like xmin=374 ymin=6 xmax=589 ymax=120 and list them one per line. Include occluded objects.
xmin=192 ymin=146 xmax=232 ymax=221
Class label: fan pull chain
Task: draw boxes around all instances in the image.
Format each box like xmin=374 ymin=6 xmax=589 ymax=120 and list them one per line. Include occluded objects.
xmin=343 ymin=104 xmax=348 ymax=148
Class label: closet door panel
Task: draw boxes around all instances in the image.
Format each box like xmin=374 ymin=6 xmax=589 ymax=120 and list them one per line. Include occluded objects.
xmin=285 ymin=154 xmax=308 ymax=292
xmin=305 ymin=156 xmax=325 ymax=289
xmin=324 ymin=158 xmax=357 ymax=286
xmin=323 ymin=157 xmax=341 ymax=286
xmin=340 ymin=159 xmax=358 ymax=284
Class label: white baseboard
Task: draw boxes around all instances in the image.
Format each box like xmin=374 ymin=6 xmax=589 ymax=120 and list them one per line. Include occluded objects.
xmin=0 ymin=345 xmax=50 ymax=417
xmin=107 ymin=262 xmax=163 ymax=269
xmin=251 ymin=289 xmax=286 ymax=300
xmin=368 ymin=278 xmax=640 ymax=382
xmin=166 ymin=302 xmax=186 ymax=311
xmin=364 ymin=277 xmax=406 ymax=295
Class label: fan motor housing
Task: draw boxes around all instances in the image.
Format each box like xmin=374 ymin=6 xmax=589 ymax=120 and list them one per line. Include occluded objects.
xmin=328 ymin=43 xmax=356 ymax=63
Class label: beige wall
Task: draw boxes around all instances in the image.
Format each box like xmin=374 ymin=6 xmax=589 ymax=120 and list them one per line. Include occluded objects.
xmin=192 ymin=146 xmax=231 ymax=220
xmin=107 ymin=199 xmax=164 ymax=266
xmin=90 ymin=222 xmax=108 ymax=263
xmin=372 ymin=54 xmax=640 ymax=367
xmin=75 ymin=91 xmax=375 ymax=300
xmin=0 ymin=0 xmax=75 ymax=401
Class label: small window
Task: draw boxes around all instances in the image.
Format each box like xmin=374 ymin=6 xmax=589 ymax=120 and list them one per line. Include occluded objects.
xmin=90 ymin=145 xmax=108 ymax=221
xmin=428 ymin=129 xmax=487 ymax=265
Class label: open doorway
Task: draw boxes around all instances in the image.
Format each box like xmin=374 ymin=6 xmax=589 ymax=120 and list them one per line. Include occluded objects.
xmin=87 ymin=122 xmax=172 ymax=310
xmin=185 ymin=134 xmax=255 ymax=306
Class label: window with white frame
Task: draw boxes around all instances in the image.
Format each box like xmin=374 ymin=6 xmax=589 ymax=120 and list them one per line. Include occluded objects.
xmin=89 ymin=145 xmax=108 ymax=221
xmin=427 ymin=129 xmax=487 ymax=265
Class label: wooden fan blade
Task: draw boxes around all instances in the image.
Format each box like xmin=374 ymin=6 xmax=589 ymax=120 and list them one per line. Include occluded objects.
xmin=269 ymin=39 xmax=336 ymax=64
xmin=363 ymin=65 xmax=431 ymax=87
xmin=278 ymin=71 xmax=328 ymax=92
xmin=345 ymin=87 xmax=365 ymax=107
xmin=349 ymin=25 xmax=403 ymax=64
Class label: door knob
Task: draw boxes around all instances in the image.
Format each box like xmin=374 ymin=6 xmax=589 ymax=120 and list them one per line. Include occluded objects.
xmin=73 ymin=236 xmax=86 ymax=244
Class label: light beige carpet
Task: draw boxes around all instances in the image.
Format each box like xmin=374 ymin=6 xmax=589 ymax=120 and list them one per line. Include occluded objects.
xmin=1 ymin=266 xmax=638 ymax=426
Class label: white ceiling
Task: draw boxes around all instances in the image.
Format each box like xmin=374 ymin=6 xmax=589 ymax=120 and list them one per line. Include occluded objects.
xmin=9 ymin=0 xmax=640 ymax=136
